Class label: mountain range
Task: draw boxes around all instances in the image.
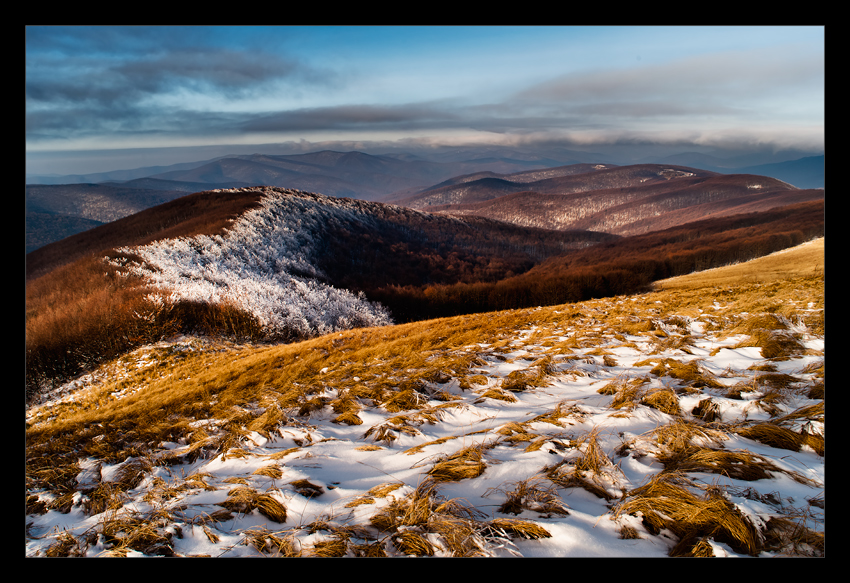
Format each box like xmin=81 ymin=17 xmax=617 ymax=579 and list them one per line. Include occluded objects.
xmin=25 ymin=149 xmax=823 ymax=253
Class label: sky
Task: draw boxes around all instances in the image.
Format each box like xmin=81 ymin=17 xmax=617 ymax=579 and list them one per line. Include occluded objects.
xmin=25 ymin=25 xmax=825 ymax=175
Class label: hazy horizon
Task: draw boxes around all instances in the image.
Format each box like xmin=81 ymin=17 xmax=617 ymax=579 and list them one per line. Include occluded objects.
xmin=26 ymin=25 xmax=824 ymax=176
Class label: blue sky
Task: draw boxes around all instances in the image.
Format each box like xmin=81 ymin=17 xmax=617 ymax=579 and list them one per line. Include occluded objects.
xmin=25 ymin=25 xmax=824 ymax=174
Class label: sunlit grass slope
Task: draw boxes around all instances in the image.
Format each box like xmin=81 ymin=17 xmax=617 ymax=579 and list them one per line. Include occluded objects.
xmin=655 ymin=237 xmax=824 ymax=290
xmin=26 ymin=238 xmax=824 ymax=557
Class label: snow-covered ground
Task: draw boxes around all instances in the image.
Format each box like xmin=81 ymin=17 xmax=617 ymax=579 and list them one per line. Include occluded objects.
xmin=25 ymin=290 xmax=824 ymax=557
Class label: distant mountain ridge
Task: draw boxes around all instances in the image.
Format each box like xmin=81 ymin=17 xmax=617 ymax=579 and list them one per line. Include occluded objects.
xmin=418 ymin=167 xmax=822 ymax=236
xmin=392 ymin=164 xmax=718 ymax=210
xmin=25 ymin=149 xmax=824 ymax=253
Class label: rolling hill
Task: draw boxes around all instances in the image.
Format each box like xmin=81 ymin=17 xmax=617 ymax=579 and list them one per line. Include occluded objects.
xmin=25 ymin=150 xmax=560 ymax=252
xmin=25 ymin=151 xmax=824 ymax=253
xmin=25 ymin=183 xmax=195 ymax=254
xmin=25 ymin=186 xmax=611 ymax=400
xmin=388 ymin=163 xmax=823 ymax=237
xmin=26 ymin=181 xmax=823 ymax=404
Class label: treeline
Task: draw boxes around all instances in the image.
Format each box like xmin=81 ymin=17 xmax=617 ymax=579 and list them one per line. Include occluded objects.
xmin=364 ymin=200 xmax=824 ymax=322
xmin=310 ymin=207 xmax=615 ymax=290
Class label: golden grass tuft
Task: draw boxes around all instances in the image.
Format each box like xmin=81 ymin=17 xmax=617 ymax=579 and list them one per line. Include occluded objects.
xmin=492 ymin=478 xmax=570 ymax=516
xmin=477 ymin=388 xmax=517 ymax=402
xmin=642 ymin=358 xmax=724 ymax=389
xmin=218 ymin=486 xmax=288 ymax=522
xmin=728 ymin=315 xmax=806 ymax=359
xmin=691 ymin=398 xmax=721 ymax=422
xmin=657 ymin=446 xmax=783 ymax=481
xmin=98 ymin=510 xmax=179 ymax=557
xmin=640 ymin=387 xmax=681 ymax=416
xmin=333 ymin=409 xmax=364 ymax=425
xmin=614 ymin=473 xmax=761 ymax=556
xmin=392 ymin=530 xmax=435 ymax=556
xmin=350 ymin=540 xmax=389 ymax=557
xmin=354 ymin=444 xmax=383 ymax=451
xmin=733 ymin=422 xmax=808 ymax=453
xmin=427 ymin=445 xmax=488 ymax=483
xmin=310 ymin=533 xmax=351 ymax=557
xmin=44 ymin=531 xmax=86 ymax=557
xmin=246 ymin=527 xmax=301 ymax=556
xmin=383 ymin=387 xmax=428 ymax=412
xmin=368 ymin=479 xmax=493 ymax=556
xmin=485 ymin=518 xmax=551 ymax=540
xmin=252 ymin=464 xmax=283 ymax=480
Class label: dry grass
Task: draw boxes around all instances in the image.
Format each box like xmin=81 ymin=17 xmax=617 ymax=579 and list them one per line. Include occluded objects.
xmin=655 ymin=238 xmax=824 ymax=290
xmin=218 ymin=486 xmax=288 ymax=522
xmin=427 ymin=445 xmax=488 ymax=483
xmin=368 ymin=480 xmax=484 ymax=555
xmin=97 ymin=509 xmax=181 ymax=557
xmin=26 ymin=236 xmax=824 ymax=557
xmin=641 ymin=357 xmax=724 ymax=389
xmin=641 ymin=388 xmax=681 ymax=416
xmin=490 ymin=477 xmax=570 ymax=517
xmin=245 ymin=527 xmax=301 ymax=557
xmin=691 ymin=398 xmax=721 ymax=422
xmin=544 ymin=428 xmax=621 ymax=501
xmin=733 ymin=423 xmax=808 ymax=454
xmin=484 ymin=518 xmax=552 ymax=541
xmin=614 ymin=473 xmax=762 ymax=556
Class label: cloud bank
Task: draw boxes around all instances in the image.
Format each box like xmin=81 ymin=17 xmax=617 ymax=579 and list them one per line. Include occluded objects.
xmin=26 ymin=26 xmax=824 ymax=172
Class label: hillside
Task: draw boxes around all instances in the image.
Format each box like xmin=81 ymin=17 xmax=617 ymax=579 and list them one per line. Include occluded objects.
xmin=25 ymin=187 xmax=610 ymax=400
xmin=25 ymin=238 xmax=824 ymax=557
xmin=393 ymin=164 xmax=720 ymax=210
xmin=370 ymin=199 xmax=824 ymax=323
xmin=400 ymin=163 xmax=822 ymax=238
xmin=25 ymin=150 xmax=559 ymax=252
xmin=25 ymin=183 xmax=194 ymax=253
xmin=26 ymin=154 xmax=822 ymax=253
xmin=427 ymin=175 xmax=820 ymax=237
xmin=26 ymin=187 xmax=823 ymax=402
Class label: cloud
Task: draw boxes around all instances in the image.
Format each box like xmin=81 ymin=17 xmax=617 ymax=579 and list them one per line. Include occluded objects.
xmin=25 ymin=26 xmax=824 ymax=159
xmin=510 ymin=46 xmax=824 ymax=123
xmin=26 ymin=27 xmax=336 ymax=144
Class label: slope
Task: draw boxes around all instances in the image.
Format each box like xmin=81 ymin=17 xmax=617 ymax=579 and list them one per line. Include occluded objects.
xmin=25 ymin=186 xmax=609 ymax=401
xmin=425 ymin=172 xmax=813 ymax=236
xmin=26 ymin=238 xmax=824 ymax=557
xmin=394 ymin=163 xmax=719 ymax=210
xmin=25 ymin=183 xmax=195 ymax=253
xmin=369 ymin=200 xmax=824 ymax=323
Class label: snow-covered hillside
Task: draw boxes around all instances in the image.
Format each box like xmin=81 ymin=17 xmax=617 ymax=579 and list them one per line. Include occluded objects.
xmin=111 ymin=187 xmax=395 ymax=339
xmin=26 ymin=253 xmax=824 ymax=557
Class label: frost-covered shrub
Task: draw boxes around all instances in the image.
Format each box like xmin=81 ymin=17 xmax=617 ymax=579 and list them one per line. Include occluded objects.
xmin=112 ymin=188 xmax=393 ymax=339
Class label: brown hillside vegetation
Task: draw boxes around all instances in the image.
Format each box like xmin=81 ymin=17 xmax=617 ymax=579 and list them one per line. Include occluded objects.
xmin=369 ymin=200 xmax=824 ymax=322
xmin=655 ymin=237 xmax=824 ymax=290
xmin=25 ymin=189 xmax=822 ymax=406
xmin=397 ymin=163 xmax=720 ymax=210
xmin=427 ymin=173 xmax=811 ymax=236
xmin=24 ymin=189 xmax=610 ymax=402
